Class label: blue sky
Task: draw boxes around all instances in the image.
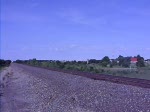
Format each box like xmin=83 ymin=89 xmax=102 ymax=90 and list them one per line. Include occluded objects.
xmin=1 ymin=0 xmax=150 ymax=60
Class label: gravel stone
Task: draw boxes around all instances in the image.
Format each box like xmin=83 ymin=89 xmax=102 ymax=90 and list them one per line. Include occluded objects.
xmin=0 ymin=63 xmax=150 ymax=112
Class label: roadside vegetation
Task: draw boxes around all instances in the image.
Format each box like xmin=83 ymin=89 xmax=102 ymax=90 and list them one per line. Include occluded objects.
xmin=0 ymin=59 xmax=11 ymax=70
xmin=14 ymin=55 xmax=150 ymax=80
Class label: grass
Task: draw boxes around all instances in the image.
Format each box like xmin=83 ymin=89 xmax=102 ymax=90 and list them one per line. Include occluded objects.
xmin=100 ymin=67 xmax=150 ymax=80
xmin=21 ymin=61 xmax=150 ymax=80
xmin=0 ymin=66 xmax=8 ymax=71
xmin=65 ymin=64 xmax=150 ymax=80
xmin=0 ymin=66 xmax=4 ymax=70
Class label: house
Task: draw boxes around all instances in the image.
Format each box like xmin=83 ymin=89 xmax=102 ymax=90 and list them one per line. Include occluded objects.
xmin=145 ymin=59 xmax=150 ymax=63
xmin=145 ymin=59 xmax=150 ymax=66
xmin=130 ymin=58 xmax=138 ymax=63
xmin=130 ymin=57 xmax=138 ymax=68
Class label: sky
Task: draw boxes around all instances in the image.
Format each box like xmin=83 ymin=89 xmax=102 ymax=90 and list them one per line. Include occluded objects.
xmin=0 ymin=0 xmax=150 ymax=61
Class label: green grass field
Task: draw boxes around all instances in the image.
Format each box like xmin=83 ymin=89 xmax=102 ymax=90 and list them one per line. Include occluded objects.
xmin=82 ymin=64 xmax=150 ymax=80
xmin=25 ymin=62 xmax=150 ymax=80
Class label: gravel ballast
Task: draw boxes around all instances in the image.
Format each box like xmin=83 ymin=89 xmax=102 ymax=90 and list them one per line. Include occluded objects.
xmin=0 ymin=63 xmax=150 ymax=112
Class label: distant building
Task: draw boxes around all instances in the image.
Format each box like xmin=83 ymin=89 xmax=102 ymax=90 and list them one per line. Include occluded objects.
xmin=87 ymin=59 xmax=89 ymax=64
xmin=130 ymin=58 xmax=138 ymax=63
xmin=145 ymin=59 xmax=150 ymax=66
xmin=110 ymin=59 xmax=114 ymax=62
xmin=117 ymin=60 xmax=119 ymax=64
xmin=130 ymin=58 xmax=138 ymax=68
xmin=145 ymin=59 xmax=150 ymax=63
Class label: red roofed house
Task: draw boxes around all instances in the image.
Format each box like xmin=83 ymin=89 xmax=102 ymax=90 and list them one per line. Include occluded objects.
xmin=130 ymin=57 xmax=138 ymax=68
xmin=131 ymin=58 xmax=138 ymax=63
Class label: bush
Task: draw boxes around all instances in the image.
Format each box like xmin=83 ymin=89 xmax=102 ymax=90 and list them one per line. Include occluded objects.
xmin=79 ymin=66 xmax=85 ymax=71
xmin=99 ymin=69 xmax=104 ymax=73
xmin=89 ymin=66 xmax=94 ymax=71
xmin=0 ymin=59 xmax=11 ymax=67
xmin=58 ymin=63 xmax=65 ymax=69
xmin=94 ymin=69 xmax=100 ymax=73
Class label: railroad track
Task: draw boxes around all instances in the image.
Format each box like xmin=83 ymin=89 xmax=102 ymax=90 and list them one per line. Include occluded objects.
xmin=17 ymin=63 xmax=150 ymax=88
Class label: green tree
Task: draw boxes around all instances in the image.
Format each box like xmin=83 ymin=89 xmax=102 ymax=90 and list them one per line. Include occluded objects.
xmin=136 ymin=55 xmax=145 ymax=67
xmin=117 ymin=55 xmax=124 ymax=66
xmin=0 ymin=59 xmax=6 ymax=66
xmin=111 ymin=59 xmax=118 ymax=67
xmin=122 ymin=57 xmax=131 ymax=67
xmin=5 ymin=60 xmax=11 ymax=66
xmin=0 ymin=59 xmax=11 ymax=67
xmin=101 ymin=56 xmax=110 ymax=67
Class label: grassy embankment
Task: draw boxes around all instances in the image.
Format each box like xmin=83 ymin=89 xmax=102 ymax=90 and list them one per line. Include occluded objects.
xmin=15 ymin=60 xmax=150 ymax=80
xmin=0 ymin=59 xmax=11 ymax=71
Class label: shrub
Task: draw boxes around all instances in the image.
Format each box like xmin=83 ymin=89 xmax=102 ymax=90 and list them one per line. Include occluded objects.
xmin=94 ymin=69 xmax=100 ymax=73
xmin=89 ymin=66 xmax=94 ymax=71
xmin=0 ymin=59 xmax=11 ymax=67
xmin=99 ymin=69 xmax=104 ymax=73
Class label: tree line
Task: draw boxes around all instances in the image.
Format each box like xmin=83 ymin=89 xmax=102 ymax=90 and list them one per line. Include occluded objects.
xmin=14 ymin=55 xmax=145 ymax=68
xmin=0 ymin=59 xmax=12 ymax=67
xmin=87 ymin=55 xmax=145 ymax=67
